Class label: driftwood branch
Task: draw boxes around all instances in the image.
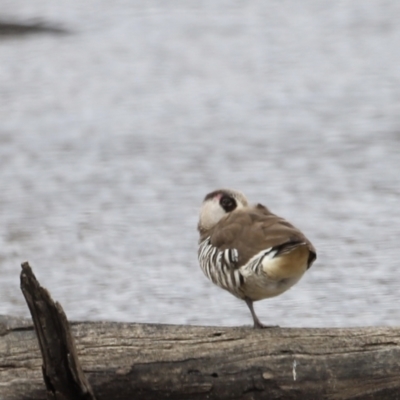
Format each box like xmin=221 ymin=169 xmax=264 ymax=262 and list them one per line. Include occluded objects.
xmin=0 ymin=263 xmax=400 ymax=399
xmin=20 ymin=262 xmax=96 ymax=400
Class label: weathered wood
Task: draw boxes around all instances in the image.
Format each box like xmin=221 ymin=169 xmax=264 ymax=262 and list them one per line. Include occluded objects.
xmin=19 ymin=262 xmax=96 ymax=400
xmin=1 ymin=263 xmax=400 ymax=399
xmin=2 ymin=316 xmax=400 ymax=400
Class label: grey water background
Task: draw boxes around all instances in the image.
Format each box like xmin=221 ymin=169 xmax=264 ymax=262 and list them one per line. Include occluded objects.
xmin=0 ymin=1 xmax=399 ymax=328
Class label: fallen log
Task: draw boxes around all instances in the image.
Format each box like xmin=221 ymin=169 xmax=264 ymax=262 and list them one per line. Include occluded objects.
xmin=0 ymin=19 xmax=68 ymax=36
xmin=0 ymin=265 xmax=400 ymax=399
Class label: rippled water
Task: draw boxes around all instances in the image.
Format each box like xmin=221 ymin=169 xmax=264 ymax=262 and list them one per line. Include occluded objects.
xmin=0 ymin=1 xmax=399 ymax=327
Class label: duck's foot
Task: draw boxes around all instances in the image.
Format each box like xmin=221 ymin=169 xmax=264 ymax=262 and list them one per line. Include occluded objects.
xmin=245 ymin=297 xmax=279 ymax=329
xmin=253 ymin=321 xmax=279 ymax=329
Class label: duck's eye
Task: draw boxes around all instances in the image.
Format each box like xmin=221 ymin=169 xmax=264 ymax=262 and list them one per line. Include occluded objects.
xmin=220 ymin=195 xmax=237 ymax=212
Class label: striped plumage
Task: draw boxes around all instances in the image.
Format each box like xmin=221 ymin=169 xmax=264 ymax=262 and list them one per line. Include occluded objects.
xmin=197 ymin=189 xmax=316 ymax=328
xmin=198 ymin=237 xmax=243 ymax=297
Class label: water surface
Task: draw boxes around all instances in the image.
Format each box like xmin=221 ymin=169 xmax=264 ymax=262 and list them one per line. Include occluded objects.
xmin=0 ymin=0 xmax=399 ymax=327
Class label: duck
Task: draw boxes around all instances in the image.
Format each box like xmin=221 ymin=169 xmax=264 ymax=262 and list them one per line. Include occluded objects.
xmin=197 ymin=189 xmax=316 ymax=328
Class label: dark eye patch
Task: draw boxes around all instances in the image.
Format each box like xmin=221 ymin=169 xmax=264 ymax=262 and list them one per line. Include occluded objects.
xmin=220 ymin=195 xmax=237 ymax=212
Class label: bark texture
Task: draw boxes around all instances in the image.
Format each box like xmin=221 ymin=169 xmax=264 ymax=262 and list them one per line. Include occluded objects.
xmin=2 ymin=318 xmax=400 ymax=399
xmin=0 ymin=263 xmax=400 ymax=400
xmin=19 ymin=262 xmax=96 ymax=400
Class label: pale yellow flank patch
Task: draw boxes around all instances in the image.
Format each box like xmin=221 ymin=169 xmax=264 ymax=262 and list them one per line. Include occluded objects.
xmin=262 ymin=245 xmax=309 ymax=281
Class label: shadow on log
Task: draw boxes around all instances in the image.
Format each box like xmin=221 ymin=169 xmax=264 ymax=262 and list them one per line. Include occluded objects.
xmin=0 ymin=262 xmax=400 ymax=400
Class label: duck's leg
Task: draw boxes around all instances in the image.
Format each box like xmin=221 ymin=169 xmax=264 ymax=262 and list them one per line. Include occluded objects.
xmin=244 ymin=297 xmax=277 ymax=329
